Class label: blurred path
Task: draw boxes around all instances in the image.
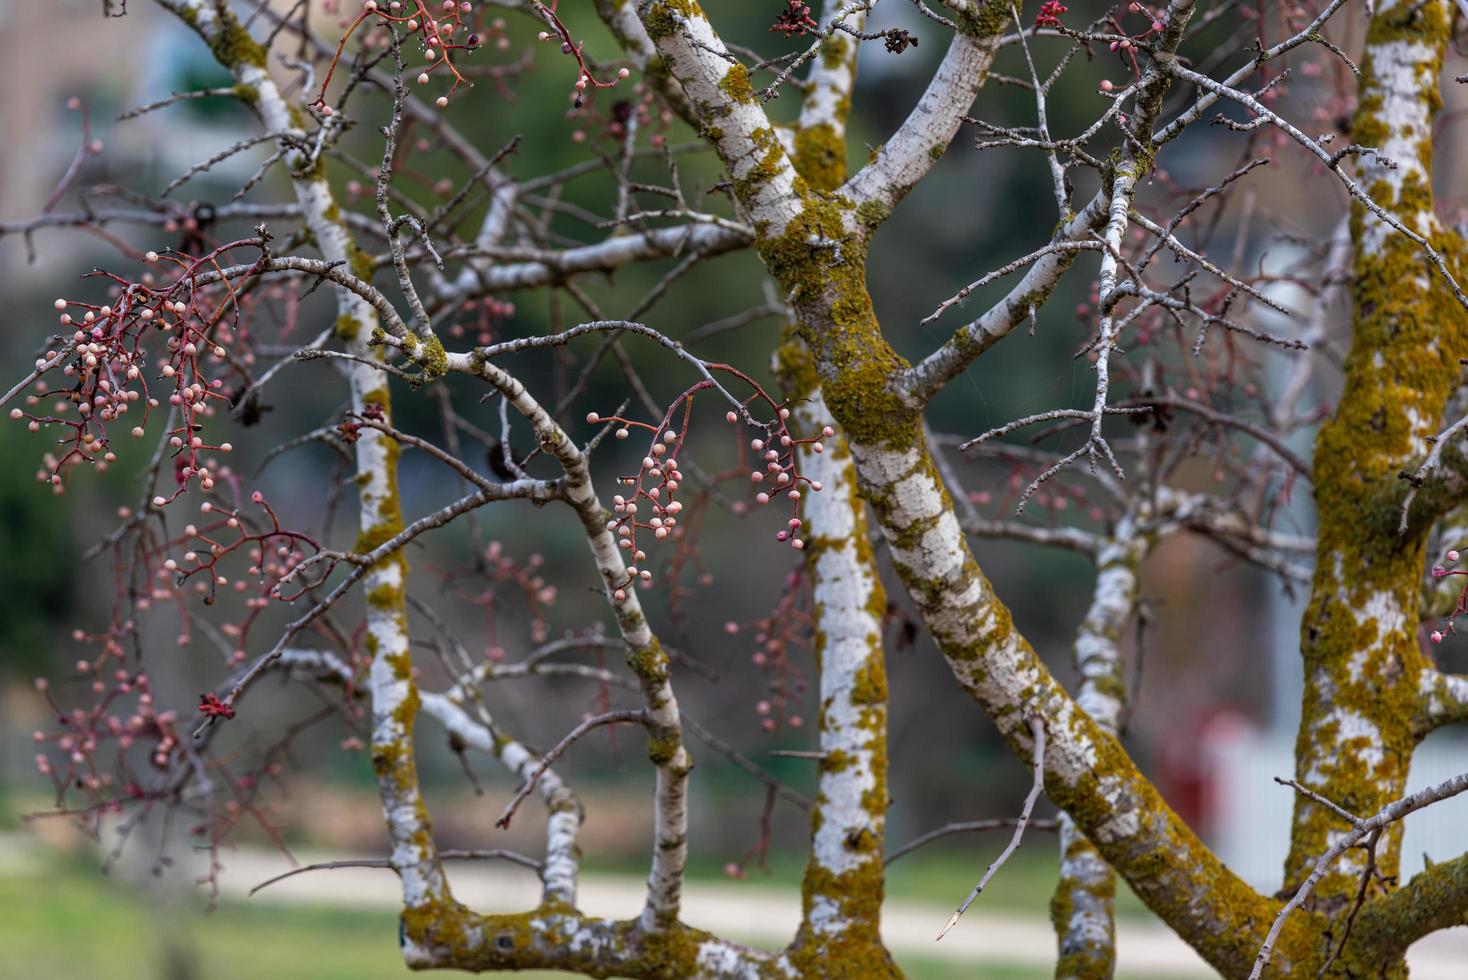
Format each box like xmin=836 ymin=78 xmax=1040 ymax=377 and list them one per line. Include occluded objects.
xmin=5 ymin=837 xmax=1466 ymax=977
xmin=181 ymin=847 xmax=1468 ymax=978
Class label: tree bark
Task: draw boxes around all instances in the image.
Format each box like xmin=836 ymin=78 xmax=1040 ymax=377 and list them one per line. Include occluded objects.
xmin=1281 ymin=2 xmax=1467 ymax=972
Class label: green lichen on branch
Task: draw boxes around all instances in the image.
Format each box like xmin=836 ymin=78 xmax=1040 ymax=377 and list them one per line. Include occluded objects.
xmin=351 ymin=407 xmax=403 ymax=554
xmin=718 ymin=62 xmax=755 ymax=105
xmin=348 ymin=242 xmax=376 ymax=285
xmin=642 ymin=0 xmax=701 ymax=42
xmin=231 ymin=82 xmax=261 ymax=107
xmin=399 ymin=903 xmax=780 ymax=977
xmin=173 ymin=2 xmax=269 ymax=70
xmin=1049 ymin=830 xmax=1117 ymax=980
xmin=820 ymin=33 xmax=849 ymax=71
xmin=740 ymin=173 xmax=1293 ymax=972
xmin=966 ymin=0 xmax=1013 ymax=38
xmin=793 ymin=124 xmax=847 ymax=195
xmin=756 ymin=196 xmax=915 ymax=449
xmin=783 ymin=387 xmax=897 ymax=974
xmin=787 ymin=861 xmax=900 ymax=978
xmin=394 ymin=330 xmax=450 ymax=384
xmin=334 ymin=313 xmax=362 ymax=342
xmin=736 ymin=127 xmax=790 ymax=201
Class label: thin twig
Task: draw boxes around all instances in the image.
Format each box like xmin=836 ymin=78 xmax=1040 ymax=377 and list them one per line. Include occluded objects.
xmin=247 ymin=848 xmax=543 ymax=896
xmin=937 ymin=718 xmax=1047 ymax=940
xmin=885 ymin=817 xmax=1060 ymax=866
xmin=1251 ymin=771 xmax=1468 ymax=978
xmin=495 ymin=710 xmax=648 ymax=829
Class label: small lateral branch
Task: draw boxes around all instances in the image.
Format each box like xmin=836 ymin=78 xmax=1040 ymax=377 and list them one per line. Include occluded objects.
xmin=495 ymin=709 xmax=647 ymax=829
xmin=1250 ymin=770 xmax=1468 ymax=978
xmin=885 ymin=817 xmax=1059 ymax=867
xmin=248 ymin=848 xmax=543 ymax=897
xmin=937 ymin=717 xmax=1047 ymax=941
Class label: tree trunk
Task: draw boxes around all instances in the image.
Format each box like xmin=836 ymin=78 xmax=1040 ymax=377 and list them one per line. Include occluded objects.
xmin=1280 ymin=1 xmax=1465 ymax=973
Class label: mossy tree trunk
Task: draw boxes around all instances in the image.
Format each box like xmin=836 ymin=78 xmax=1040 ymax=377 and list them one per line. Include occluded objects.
xmin=1278 ymin=0 xmax=1468 ymax=972
xmin=158 ymin=0 xmax=456 ymax=948
xmin=1049 ymin=515 xmax=1150 ymax=980
xmin=779 ymin=12 xmax=901 ymax=971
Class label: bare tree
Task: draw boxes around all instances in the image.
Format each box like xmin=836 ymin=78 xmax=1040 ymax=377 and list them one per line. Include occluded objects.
xmin=9 ymin=0 xmax=1468 ymax=976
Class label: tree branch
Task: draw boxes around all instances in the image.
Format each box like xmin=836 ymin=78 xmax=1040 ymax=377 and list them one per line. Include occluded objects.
xmin=1355 ymin=847 xmax=1468 ymax=960
xmin=1252 ymin=771 xmax=1468 ymax=978
xmin=842 ymin=15 xmax=1003 ymax=218
xmin=937 ymin=717 xmax=1046 ymax=940
xmin=632 ymin=0 xmax=802 ymax=233
xmin=157 ymin=0 xmax=456 ymax=931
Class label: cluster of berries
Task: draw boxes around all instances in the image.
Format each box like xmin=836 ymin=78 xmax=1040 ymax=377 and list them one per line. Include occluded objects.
xmin=1035 ymin=1 xmax=1068 ymax=28
xmin=10 ymin=247 xmax=253 ymax=499
xmin=771 ymin=0 xmax=819 ymax=37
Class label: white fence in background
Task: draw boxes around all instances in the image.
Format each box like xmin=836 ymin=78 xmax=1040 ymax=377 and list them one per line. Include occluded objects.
xmin=1206 ymin=726 xmax=1468 ymax=890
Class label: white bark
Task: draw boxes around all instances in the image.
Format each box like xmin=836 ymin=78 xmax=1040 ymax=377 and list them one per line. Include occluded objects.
xmin=792 ymin=391 xmax=889 ymax=954
xmin=1054 ymin=514 xmax=1147 ymax=978
xmin=161 ymin=0 xmax=451 ymax=929
xmin=632 ymin=0 xmax=803 ymax=234
xmin=435 ymin=223 xmax=751 ymax=302
xmin=420 ymin=691 xmax=583 ymax=906
xmin=438 ymin=348 xmax=692 ymax=932
xmin=845 ymin=431 xmax=1271 ymax=973
xmin=842 ymin=27 xmax=1000 ymax=213
xmin=797 ymin=1 xmax=867 ymax=136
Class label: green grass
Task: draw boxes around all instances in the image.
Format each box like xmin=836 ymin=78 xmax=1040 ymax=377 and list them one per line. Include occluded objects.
xmin=0 ymin=859 xmax=563 ymax=980
xmin=0 ymin=857 xmax=1064 ymax=979
xmin=2 ymin=839 xmax=1163 ymax=980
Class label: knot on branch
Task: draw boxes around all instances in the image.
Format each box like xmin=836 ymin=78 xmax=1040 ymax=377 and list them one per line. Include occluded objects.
xmin=884 ymin=29 xmax=919 ymax=54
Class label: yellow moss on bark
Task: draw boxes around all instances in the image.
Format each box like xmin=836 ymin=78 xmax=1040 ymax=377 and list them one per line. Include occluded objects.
xmin=1280 ymin=3 xmax=1468 ymax=972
